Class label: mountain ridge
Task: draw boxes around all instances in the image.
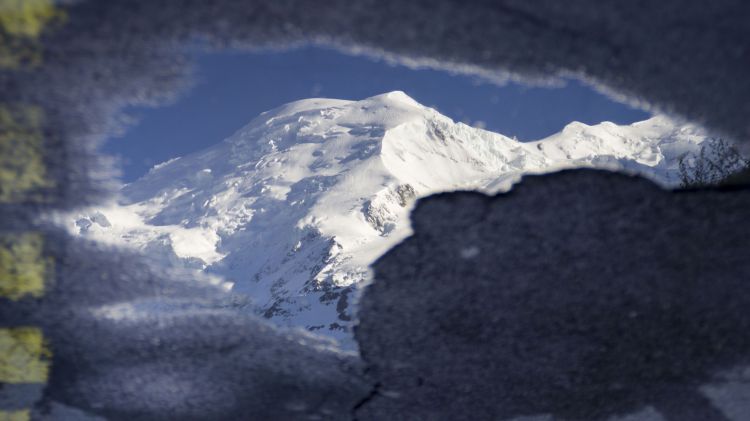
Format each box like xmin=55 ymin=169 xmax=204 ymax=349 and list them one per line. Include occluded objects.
xmin=69 ymin=91 xmax=709 ymax=347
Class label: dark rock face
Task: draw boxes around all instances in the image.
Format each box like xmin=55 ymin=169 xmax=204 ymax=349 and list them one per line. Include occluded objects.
xmin=355 ymin=170 xmax=750 ymax=421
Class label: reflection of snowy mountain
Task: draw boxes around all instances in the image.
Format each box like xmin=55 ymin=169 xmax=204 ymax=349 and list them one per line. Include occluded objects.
xmin=72 ymin=91 xmax=707 ymax=346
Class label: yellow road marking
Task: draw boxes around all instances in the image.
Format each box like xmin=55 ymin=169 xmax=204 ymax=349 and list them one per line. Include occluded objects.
xmin=0 ymin=327 xmax=50 ymax=384
xmin=0 ymin=0 xmax=66 ymax=69
xmin=0 ymin=0 xmax=65 ymax=37
xmin=0 ymin=105 xmax=54 ymax=203
xmin=0 ymin=232 xmax=50 ymax=300
xmin=0 ymin=409 xmax=30 ymax=421
xmin=0 ymin=5 xmax=64 ymax=416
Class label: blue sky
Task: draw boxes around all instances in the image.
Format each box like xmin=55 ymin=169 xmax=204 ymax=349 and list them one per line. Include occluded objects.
xmin=104 ymin=46 xmax=650 ymax=182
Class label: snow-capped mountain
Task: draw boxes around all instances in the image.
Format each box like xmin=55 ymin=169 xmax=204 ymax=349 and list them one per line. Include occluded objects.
xmin=72 ymin=91 xmax=709 ymax=347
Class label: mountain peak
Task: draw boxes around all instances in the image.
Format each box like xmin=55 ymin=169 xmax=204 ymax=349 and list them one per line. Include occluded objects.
xmin=365 ymin=90 xmax=421 ymax=107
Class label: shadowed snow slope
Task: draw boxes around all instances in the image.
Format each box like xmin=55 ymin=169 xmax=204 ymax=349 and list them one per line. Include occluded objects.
xmin=71 ymin=92 xmax=708 ymax=346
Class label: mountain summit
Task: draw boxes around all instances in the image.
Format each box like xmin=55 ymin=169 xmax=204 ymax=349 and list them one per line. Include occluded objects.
xmin=73 ymin=92 xmax=708 ymax=346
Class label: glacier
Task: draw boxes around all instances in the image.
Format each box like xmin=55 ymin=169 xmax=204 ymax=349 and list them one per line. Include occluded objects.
xmin=67 ymin=91 xmax=710 ymax=347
